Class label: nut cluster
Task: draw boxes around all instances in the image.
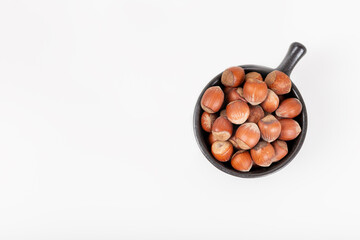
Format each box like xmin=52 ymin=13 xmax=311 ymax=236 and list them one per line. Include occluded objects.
xmin=200 ymin=67 xmax=302 ymax=172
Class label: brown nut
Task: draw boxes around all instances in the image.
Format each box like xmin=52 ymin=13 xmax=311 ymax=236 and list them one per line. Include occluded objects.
xmin=264 ymin=70 xmax=291 ymax=95
xmin=212 ymin=116 xmax=233 ymax=141
xmin=234 ymin=123 xmax=260 ymax=150
xmin=201 ymin=112 xmax=217 ymax=132
xmin=278 ymin=119 xmax=301 ymax=141
xmin=258 ymin=115 xmax=281 ymax=142
xmin=201 ymin=86 xmax=224 ymax=113
xmin=226 ymin=100 xmax=250 ymax=124
xmin=243 ymin=78 xmax=268 ymax=105
xmin=211 ymin=141 xmax=233 ymax=162
xmin=236 ymin=87 xmax=247 ymax=102
xmin=245 ymin=72 xmax=263 ymax=81
xmin=208 ymin=133 xmax=217 ymax=145
xmin=226 ymin=88 xmax=243 ymax=103
xmin=276 ymin=98 xmax=302 ymax=118
xmin=272 ymin=140 xmax=288 ymax=162
xmin=250 ymin=141 xmax=275 ymax=167
xmin=224 ymin=87 xmax=234 ymax=95
xmin=260 ymin=89 xmax=279 ymax=113
xmin=247 ymin=105 xmax=265 ymax=123
xmin=229 ymin=134 xmax=241 ymax=149
xmin=221 ymin=66 xmax=245 ymax=87
xmin=231 ymin=150 xmax=253 ymax=172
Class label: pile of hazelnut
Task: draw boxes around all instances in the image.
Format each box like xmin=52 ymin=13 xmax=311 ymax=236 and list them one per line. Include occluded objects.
xmin=200 ymin=67 xmax=302 ymax=172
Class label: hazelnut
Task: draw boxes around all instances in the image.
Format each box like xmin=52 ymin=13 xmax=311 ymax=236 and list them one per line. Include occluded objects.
xmin=221 ymin=66 xmax=245 ymax=87
xmin=211 ymin=141 xmax=233 ymax=162
xmin=208 ymin=133 xmax=217 ymax=145
xmin=220 ymin=109 xmax=227 ymax=118
xmin=212 ymin=116 xmax=233 ymax=141
xmin=260 ymin=89 xmax=279 ymax=113
xmin=247 ymin=105 xmax=265 ymax=123
xmin=275 ymin=98 xmax=302 ymax=118
xmin=229 ymin=134 xmax=241 ymax=149
xmin=245 ymin=72 xmax=263 ymax=81
xmin=226 ymin=88 xmax=243 ymax=103
xmin=226 ymin=100 xmax=250 ymax=124
xmin=201 ymin=86 xmax=224 ymax=113
xmin=231 ymin=150 xmax=253 ymax=172
xmin=264 ymin=70 xmax=291 ymax=95
xmin=272 ymin=140 xmax=288 ymax=162
xmin=236 ymin=87 xmax=247 ymax=102
xmin=234 ymin=123 xmax=260 ymax=150
xmin=243 ymin=78 xmax=268 ymax=105
xmin=201 ymin=112 xmax=217 ymax=132
xmin=224 ymin=87 xmax=234 ymax=95
xmin=250 ymin=141 xmax=275 ymax=167
xmin=278 ymin=119 xmax=301 ymax=141
xmin=257 ymin=115 xmax=281 ymax=142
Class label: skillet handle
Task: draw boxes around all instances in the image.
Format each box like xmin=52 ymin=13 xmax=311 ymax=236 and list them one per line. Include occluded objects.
xmin=276 ymin=42 xmax=307 ymax=76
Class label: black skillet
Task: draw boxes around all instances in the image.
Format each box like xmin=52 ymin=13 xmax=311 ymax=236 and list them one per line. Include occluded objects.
xmin=193 ymin=42 xmax=307 ymax=178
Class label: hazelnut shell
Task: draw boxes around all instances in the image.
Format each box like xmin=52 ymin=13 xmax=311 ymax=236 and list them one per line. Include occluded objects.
xmin=247 ymin=105 xmax=265 ymax=123
xmin=276 ymin=98 xmax=302 ymax=118
xmin=231 ymin=150 xmax=253 ymax=172
xmin=258 ymin=115 xmax=282 ymax=142
xmin=212 ymin=116 xmax=233 ymax=141
xmin=234 ymin=123 xmax=261 ymax=150
xmin=264 ymin=70 xmax=291 ymax=95
xmin=211 ymin=141 xmax=233 ymax=162
xmin=250 ymin=141 xmax=275 ymax=167
xmin=226 ymin=100 xmax=250 ymax=124
xmin=278 ymin=119 xmax=301 ymax=141
xmin=272 ymin=140 xmax=288 ymax=162
xmin=260 ymin=89 xmax=279 ymax=113
xmin=226 ymin=88 xmax=243 ymax=103
xmin=201 ymin=86 xmax=224 ymax=113
xmin=245 ymin=72 xmax=263 ymax=81
xmin=201 ymin=112 xmax=217 ymax=132
xmin=208 ymin=133 xmax=217 ymax=145
xmin=221 ymin=67 xmax=245 ymax=87
xmin=243 ymin=78 xmax=268 ymax=105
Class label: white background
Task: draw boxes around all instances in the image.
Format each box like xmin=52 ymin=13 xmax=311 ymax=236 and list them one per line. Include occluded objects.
xmin=0 ymin=0 xmax=359 ymax=239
